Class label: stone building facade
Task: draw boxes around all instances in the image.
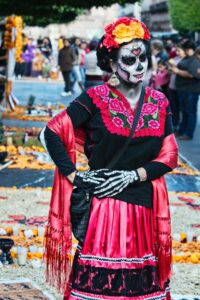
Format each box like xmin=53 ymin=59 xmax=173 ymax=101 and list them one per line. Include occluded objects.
xmin=141 ymin=0 xmax=172 ymax=32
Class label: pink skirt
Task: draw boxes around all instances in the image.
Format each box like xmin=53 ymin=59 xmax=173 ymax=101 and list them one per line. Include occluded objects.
xmin=66 ymin=197 xmax=170 ymax=300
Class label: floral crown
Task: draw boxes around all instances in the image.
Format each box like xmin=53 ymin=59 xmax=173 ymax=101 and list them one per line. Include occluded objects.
xmin=102 ymin=17 xmax=150 ymax=51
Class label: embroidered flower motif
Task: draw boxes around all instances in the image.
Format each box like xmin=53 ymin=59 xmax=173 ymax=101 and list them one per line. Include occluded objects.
xmin=150 ymin=90 xmax=166 ymax=101
xmin=87 ymin=85 xmax=167 ymax=138
xmin=148 ymin=119 xmax=160 ymax=129
xmin=127 ymin=116 xmax=133 ymax=126
xmin=136 ymin=117 xmax=144 ymax=129
xmin=95 ymin=85 xmax=109 ymax=97
xmin=109 ymin=99 xmax=126 ymax=113
xmin=142 ymin=103 xmax=158 ymax=115
xmin=112 ymin=116 xmax=124 ymax=127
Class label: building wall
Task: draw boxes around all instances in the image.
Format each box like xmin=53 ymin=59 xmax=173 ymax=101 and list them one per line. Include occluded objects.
xmin=141 ymin=0 xmax=172 ymax=32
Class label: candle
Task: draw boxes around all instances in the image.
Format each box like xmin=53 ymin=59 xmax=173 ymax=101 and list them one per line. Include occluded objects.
xmin=172 ymin=233 xmax=180 ymax=242
xmin=29 ymin=245 xmax=38 ymax=253
xmin=12 ymin=224 xmax=20 ymax=236
xmin=17 ymin=247 xmax=28 ymax=266
xmin=30 ymin=259 xmax=41 ymax=269
xmin=24 ymin=230 xmax=33 ymax=238
xmin=38 ymin=226 xmax=45 ymax=237
xmin=186 ymin=231 xmax=193 ymax=242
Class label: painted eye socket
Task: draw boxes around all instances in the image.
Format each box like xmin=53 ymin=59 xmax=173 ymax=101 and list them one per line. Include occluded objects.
xmin=121 ymin=56 xmax=136 ymax=65
xmin=139 ymin=54 xmax=147 ymax=62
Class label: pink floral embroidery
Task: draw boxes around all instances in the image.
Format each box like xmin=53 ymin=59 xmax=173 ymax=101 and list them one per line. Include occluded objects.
xmin=87 ymin=85 xmax=168 ymax=138
xmin=150 ymin=90 xmax=166 ymax=101
xmin=148 ymin=119 xmax=160 ymax=129
xmin=109 ymin=98 xmax=126 ymax=113
xmin=112 ymin=116 xmax=124 ymax=127
xmin=142 ymin=103 xmax=158 ymax=115
xmin=136 ymin=117 xmax=144 ymax=129
xmin=127 ymin=116 xmax=133 ymax=126
xmin=95 ymin=85 xmax=109 ymax=97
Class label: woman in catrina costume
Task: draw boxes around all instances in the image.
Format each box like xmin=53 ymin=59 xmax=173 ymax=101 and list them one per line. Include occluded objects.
xmin=40 ymin=17 xmax=178 ymax=300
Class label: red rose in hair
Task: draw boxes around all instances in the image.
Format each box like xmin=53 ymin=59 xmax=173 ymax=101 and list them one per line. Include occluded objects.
xmin=105 ymin=23 xmax=115 ymax=34
xmin=103 ymin=35 xmax=118 ymax=49
xmin=141 ymin=23 xmax=150 ymax=40
xmin=115 ymin=17 xmax=131 ymax=26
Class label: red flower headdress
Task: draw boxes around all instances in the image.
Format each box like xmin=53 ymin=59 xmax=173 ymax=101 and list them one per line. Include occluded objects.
xmin=102 ymin=17 xmax=150 ymax=51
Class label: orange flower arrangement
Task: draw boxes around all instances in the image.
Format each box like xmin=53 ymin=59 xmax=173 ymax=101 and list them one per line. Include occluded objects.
xmin=103 ymin=17 xmax=150 ymax=51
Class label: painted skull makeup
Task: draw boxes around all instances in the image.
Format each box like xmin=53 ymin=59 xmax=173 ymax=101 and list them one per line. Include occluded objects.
xmin=115 ymin=40 xmax=148 ymax=84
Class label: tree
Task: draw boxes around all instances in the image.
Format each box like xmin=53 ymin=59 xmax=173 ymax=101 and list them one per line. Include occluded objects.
xmin=0 ymin=0 xmax=139 ymax=26
xmin=168 ymin=0 xmax=200 ymax=32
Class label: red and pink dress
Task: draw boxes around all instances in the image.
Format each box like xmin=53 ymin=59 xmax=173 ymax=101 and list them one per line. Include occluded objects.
xmin=44 ymin=84 xmax=178 ymax=300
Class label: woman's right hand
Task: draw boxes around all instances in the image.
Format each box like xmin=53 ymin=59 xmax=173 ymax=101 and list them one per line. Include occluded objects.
xmin=70 ymin=170 xmax=108 ymax=192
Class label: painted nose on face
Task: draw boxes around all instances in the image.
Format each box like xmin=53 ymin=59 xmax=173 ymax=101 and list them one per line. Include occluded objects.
xmin=136 ymin=62 xmax=143 ymax=72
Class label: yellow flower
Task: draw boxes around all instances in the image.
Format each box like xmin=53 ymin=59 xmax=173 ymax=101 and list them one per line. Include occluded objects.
xmin=113 ymin=22 xmax=144 ymax=44
xmin=130 ymin=21 xmax=144 ymax=39
xmin=113 ymin=24 xmax=135 ymax=44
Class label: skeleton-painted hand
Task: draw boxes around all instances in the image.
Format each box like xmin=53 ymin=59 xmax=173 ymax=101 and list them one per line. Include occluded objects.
xmin=94 ymin=170 xmax=140 ymax=198
xmin=73 ymin=169 xmax=108 ymax=192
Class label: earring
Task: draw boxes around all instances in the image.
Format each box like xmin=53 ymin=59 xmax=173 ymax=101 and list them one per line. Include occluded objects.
xmin=108 ymin=72 xmax=120 ymax=87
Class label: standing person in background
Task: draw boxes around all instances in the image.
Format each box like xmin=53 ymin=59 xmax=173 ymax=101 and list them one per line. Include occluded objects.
xmin=171 ymin=40 xmax=200 ymax=140
xmin=58 ymin=38 xmax=75 ymax=97
xmin=21 ymin=37 xmax=35 ymax=77
xmin=151 ymin=39 xmax=169 ymax=63
xmin=84 ymin=40 xmax=103 ymax=88
xmin=151 ymin=60 xmax=170 ymax=97
xmin=71 ymin=37 xmax=85 ymax=92
xmin=41 ymin=37 xmax=52 ymax=60
xmin=168 ymin=43 xmax=186 ymax=132
xmin=79 ymin=41 xmax=88 ymax=86
xmin=40 ymin=17 xmax=178 ymax=300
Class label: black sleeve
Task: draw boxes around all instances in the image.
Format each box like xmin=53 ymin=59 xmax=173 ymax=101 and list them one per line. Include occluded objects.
xmin=143 ymin=103 xmax=173 ymax=180
xmin=44 ymin=126 xmax=76 ymax=177
xmin=43 ymin=91 xmax=94 ymax=177
xmin=67 ymin=91 xmax=94 ymax=128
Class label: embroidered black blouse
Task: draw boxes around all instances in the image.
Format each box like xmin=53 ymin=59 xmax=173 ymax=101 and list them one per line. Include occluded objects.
xmin=44 ymin=84 xmax=173 ymax=208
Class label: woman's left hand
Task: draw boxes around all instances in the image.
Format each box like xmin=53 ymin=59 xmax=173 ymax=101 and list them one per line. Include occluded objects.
xmin=93 ymin=170 xmax=139 ymax=199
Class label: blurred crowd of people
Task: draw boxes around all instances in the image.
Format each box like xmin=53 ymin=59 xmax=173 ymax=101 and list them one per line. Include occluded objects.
xmin=147 ymin=38 xmax=200 ymax=141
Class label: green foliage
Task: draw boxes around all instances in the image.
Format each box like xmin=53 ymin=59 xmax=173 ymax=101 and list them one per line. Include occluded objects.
xmin=168 ymin=0 xmax=200 ymax=32
xmin=0 ymin=0 xmax=138 ymax=26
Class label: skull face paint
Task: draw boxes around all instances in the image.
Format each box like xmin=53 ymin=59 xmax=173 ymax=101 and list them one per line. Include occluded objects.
xmin=116 ymin=40 xmax=148 ymax=84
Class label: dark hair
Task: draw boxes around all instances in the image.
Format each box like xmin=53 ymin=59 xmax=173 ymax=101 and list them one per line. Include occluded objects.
xmin=89 ymin=40 xmax=99 ymax=51
xmin=97 ymin=37 xmax=151 ymax=73
xmin=182 ymin=40 xmax=196 ymax=51
xmin=157 ymin=59 xmax=168 ymax=68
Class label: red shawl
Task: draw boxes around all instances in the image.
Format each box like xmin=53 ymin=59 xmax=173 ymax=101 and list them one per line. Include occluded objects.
xmin=45 ymin=109 xmax=178 ymax=292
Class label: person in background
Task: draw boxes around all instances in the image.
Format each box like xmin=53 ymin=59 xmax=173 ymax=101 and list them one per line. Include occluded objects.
xmin=195 ymin=46 xmax=200 ymax=75
xmin=21 ymin=37 xmax=35 ymax=77
xmin=79 ymin=41 xmax=88 ymax=85
xmin=151 ymin=39 xmax=169 ymax=63
xmin=41 ymin=37 xmax=52 ymax=60
xmin=58 ymin=38 xmax=75 ymax=97
xmin=151 ymin=59 xmax=169 ymax=97
xmin=84 ymin=40 xmax=103 ymax=88
xmin=168 ymin=43 xmax=186 ymax=132
xmin=144 ymin=49 xmax=157 ymax=87
xmin=71 ymin=37 xmax=85 ymax=92
xmin=171 ymin=40 xmax=200 ymax=140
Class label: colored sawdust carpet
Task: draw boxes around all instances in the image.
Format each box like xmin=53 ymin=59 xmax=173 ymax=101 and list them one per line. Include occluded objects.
xmin=0 ymin=278 xmax=54 ymax=299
